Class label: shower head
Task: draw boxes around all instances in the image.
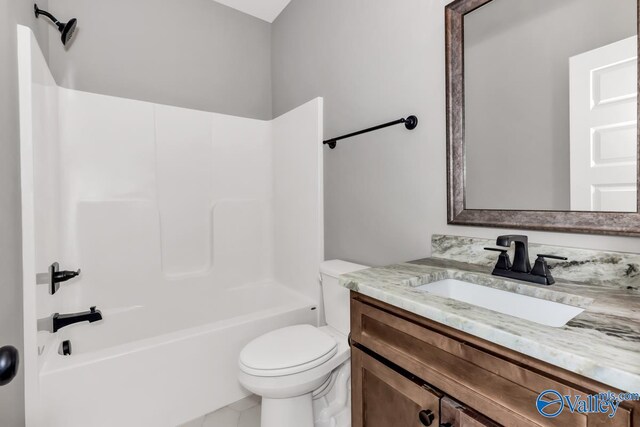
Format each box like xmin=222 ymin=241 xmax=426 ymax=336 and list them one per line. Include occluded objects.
xmin=34 ymin=4 xmax=78 ymax=46
xmin=59 ymin=18 xmax=77 ymax=45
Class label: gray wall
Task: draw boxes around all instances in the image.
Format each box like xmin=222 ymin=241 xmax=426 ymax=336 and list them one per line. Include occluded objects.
xmin=47 ymin=0 xmax=273 ymax=119
xmin=272 ymin=0 xmax=640 ymax=267
xmin=0 ymin=1 xmax=49 ymax=425
xmin=465 ymin=0 xmax=636 ymax=211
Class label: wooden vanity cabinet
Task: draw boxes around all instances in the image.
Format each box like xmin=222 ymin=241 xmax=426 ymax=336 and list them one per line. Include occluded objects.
xmin=352 ymin=347 xmax=442 ymax=426
xmin=350 ymin=292 xmax=639 ymax=427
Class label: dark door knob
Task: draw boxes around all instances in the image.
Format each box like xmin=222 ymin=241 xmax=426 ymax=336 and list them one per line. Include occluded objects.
xmin=419 ymin=409 xmax=435 ymax=426
xmin=0 ymin=345 xmax=19 ymax=386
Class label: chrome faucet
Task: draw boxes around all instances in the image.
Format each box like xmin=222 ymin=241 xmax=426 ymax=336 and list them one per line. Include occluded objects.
xmin=485 ymin=235 xmax=567 ymax=286
xmin=52 ymin=306 xmax=103 ymax=332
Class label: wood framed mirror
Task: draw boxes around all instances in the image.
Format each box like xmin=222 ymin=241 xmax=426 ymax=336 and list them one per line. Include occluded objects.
xmin=446 ymin=0 xmax=640 ymax=236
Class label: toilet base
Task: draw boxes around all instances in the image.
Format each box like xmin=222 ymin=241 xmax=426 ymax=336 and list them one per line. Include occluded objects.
xmin=313 ymin=361 xmax=351 ymax=427
xmin=261 ymin=393 xmax=314 ymax=427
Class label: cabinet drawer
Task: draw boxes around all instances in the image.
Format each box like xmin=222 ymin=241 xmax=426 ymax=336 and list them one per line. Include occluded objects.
xmin=351 ymin=295 xmax=633 ymax=427
xmin=352 ymin=346 xmax=442 ymax=427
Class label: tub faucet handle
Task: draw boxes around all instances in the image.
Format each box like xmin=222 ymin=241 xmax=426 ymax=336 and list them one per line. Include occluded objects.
xmin=54 ymin=268 xmax=80 ymax=281
xmin=37 ymin=262 xmax=81 ymax=295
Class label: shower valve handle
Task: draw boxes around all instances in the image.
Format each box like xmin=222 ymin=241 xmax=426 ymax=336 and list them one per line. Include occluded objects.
xmin=37 ymin=262 xmax=81 ymax=295
xmin=53 ymin=269 xmax=81 ymax=283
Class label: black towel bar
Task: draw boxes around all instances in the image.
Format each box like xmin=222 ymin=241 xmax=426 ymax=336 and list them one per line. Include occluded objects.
xmin=323 ymin=115 xmax=418 ymax=149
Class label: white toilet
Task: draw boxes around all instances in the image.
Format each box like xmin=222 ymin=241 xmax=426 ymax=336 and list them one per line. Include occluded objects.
xmin=238 ymin=260 xmax=369 ymax=427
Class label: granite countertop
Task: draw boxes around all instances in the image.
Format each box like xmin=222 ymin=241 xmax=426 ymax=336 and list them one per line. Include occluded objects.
xmin=340 ymin=235 xmax=640 ymax=392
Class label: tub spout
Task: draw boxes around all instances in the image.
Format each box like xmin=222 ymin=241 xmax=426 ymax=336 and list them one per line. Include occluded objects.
xmin=52 ymin=306 xmax=103 ymax=333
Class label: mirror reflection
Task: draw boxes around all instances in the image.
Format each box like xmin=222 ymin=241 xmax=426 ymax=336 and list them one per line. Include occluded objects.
xmin=464 ymin=0 xmax=638 ymax=212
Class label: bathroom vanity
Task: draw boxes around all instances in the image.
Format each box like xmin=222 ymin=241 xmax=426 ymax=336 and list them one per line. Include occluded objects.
xmin=350 ymin=294 xmax=637 ymax=426
xmin=344 ymin=236 xmax=640 ymax=427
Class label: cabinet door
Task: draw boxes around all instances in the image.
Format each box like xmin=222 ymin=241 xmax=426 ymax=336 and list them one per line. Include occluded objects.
xmin=352 ymin=347 xmax=441 ymax=427
xmin=441 ymin=397 xmax=501 ymax=427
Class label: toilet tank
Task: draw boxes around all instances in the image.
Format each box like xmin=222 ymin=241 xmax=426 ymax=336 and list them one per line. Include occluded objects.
xmin=320 ymin=260 xmax=369 ymax=336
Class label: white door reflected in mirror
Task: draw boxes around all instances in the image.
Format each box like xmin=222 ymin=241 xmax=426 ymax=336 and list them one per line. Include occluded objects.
xmin=570 ymin=36 xmax=638 ymax=212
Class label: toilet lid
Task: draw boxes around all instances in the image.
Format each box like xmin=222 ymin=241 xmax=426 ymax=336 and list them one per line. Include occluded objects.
xmin=239 ymin=325 xmax=338 ymax=377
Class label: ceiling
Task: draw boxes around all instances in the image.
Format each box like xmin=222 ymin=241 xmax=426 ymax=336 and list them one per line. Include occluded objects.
xmin=213 ymin=0 xmax=292 ymax=23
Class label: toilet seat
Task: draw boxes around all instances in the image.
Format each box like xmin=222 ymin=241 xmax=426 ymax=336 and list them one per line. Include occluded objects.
xmin=238 ymin=326 xmax=350 ymax=400
xmin=239 ymin=325 xmax=338 ymax=377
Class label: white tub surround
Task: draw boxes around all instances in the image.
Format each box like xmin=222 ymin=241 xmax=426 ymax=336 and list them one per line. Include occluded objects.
xmin=17 ymin=26 xmax=61 ymax=426
xmin=18 ymin=26 xmax=324 ymax=427
xmin=340 ymin=235 xmax=640 ymax=393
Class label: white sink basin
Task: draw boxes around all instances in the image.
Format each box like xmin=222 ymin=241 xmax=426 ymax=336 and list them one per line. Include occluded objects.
xmin=416 ymin=279 xmax=584 ymax=327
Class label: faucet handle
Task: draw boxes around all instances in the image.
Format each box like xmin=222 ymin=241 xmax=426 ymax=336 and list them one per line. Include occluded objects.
xmin=485 ymin=248 xmax=508 ymax=255
xmin=536 ymin=254 xmax=568 ymax=261
xmin=484 ymin=247 xmax=512 ymax=271
xmin=40 ymin=262 xmax=81 ymax=295
xmin=53 ymin=269 xmax=81 ymax=283
xmin=531 ymin=254 xmax=568 ymax=285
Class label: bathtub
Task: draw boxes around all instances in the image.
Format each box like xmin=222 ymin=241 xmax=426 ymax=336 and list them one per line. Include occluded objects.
xmin=36 ymin=281 xmax=317 ymax=427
